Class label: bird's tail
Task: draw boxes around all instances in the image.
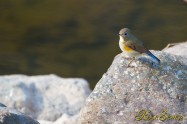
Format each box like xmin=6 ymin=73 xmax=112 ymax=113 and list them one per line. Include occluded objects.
xmin=146 ymin=51 xmax=160 ymax=64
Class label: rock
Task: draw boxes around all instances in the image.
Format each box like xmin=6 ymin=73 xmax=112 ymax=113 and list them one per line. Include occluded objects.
xmin=0 ymin=74 xmax=91 ymax=122
xmin=0 ymin=103 xmax=6 ymax=107
xmin=38 ymin=120 xmax=53 ymax=124
xmin=0 ymin=106 xmax=39 ymax=124
xmin=79 ymin=51 xmax=187 ymax=124
xmin=39 ymin=114 xmax=79 ymax=124
xmin=162 ymin=41 xmax=187 ymax=57
xmin=53 ymin=113 xmax=79 ymax=124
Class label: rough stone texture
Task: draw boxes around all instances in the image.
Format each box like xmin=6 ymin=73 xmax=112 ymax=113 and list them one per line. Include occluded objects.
xmin=162 ymin=41 xmax=187 ymax=58
xmin=0 ymin=106 xmax=39 ymax=124
xmin=54 ymin=113 xmax=79 ymax=124
xmin=79 ymin=51 xmax=187 ymax=124
xmin=0 ymin=103 xmax=6 ymax=108
xmin=39 ymin=114 xmax=79 ymax=124
xmin=0 ymin=74 xmax=91 ymax=122
xmin=38 ymin=120 xmax=52 ymax=124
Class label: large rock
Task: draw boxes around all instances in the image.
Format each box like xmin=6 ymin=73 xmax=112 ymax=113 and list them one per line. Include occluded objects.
xmin=0 ymin=74 xmax=91 ymax=122
xmin=79 ymin=51 xmax=187 ymax=124
xmin=0 ymin=106 xmax=39 ymax=124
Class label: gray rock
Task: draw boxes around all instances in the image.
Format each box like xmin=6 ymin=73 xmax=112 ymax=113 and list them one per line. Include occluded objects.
xmin=0 ymin=106 xmax=39 ymax=124
xmin=0 ymin=74 xmax=91 ymax=121
xmin=53 ymin=113 xmax=79 ymax=124
xmin=39 ymin=113 xmax=79 ymax=124
xmin=162 ymin=41 xmax=187 ymax=57
xmin=0 ymin=103 xmax=6 ymax=108
xmin=38 ymin=120 xmax=52 ymax=124
xmin=79 ymin=51 xmax=187 ymax=124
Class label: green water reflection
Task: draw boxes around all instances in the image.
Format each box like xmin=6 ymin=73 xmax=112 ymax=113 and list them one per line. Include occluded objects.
xmin=0 ymin=0 xmax=187 ymax=89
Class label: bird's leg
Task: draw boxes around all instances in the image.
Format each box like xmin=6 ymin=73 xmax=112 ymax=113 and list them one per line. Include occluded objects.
xmin=127 ymin=57 xmax=135 ymax=67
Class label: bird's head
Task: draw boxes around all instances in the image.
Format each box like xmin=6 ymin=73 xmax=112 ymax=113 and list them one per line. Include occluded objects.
xmin=119 ymin=28 xmax=131 ymax=42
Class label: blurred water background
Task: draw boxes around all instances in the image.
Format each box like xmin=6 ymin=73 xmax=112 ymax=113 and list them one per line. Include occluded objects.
xmin=0 ymin=0 xmax=187 ymax=89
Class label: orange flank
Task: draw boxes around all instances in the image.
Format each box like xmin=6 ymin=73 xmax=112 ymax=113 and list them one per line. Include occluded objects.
xmin=124 ymin=45 xmax=134 ymax=52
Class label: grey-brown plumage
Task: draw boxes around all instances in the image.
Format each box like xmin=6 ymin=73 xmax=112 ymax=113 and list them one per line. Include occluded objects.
xmin=119 ymin=28 xmax=160 ymax=63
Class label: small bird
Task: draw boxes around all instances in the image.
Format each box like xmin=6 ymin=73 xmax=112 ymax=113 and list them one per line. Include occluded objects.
xmin=118 ymin=28 xmax=160 ymax=65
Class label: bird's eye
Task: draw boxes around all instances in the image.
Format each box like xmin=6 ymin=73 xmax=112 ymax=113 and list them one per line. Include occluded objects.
xmin=124 ymin=32 xmax=128 ymax=36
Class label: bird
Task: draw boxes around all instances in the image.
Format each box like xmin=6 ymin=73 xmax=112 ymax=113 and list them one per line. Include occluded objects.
xmin=118 ymin=28 xmax=160 ymax=66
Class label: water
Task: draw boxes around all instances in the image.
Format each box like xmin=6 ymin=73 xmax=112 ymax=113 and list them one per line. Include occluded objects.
xmin=0 ymin=0 xmax=187 ymax=89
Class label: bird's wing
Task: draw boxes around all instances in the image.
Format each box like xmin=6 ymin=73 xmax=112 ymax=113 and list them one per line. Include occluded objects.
xmin=125 ymin=41 xmax=148 ymax=54
xmin=125 ymin=40 xmax=160 ymax=63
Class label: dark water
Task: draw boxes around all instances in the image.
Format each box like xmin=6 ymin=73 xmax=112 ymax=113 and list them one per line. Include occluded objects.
xmin=0 ymin=0 xmax=187 ymax=89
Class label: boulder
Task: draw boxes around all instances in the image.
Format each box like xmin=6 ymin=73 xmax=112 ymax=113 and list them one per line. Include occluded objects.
xmin=0 ymin=74 xmax=91 ymax=122
xmin=79 ymin=51 xmax=187 ymax=124
xmin=0 ymin=106 xmax=39 ymax=124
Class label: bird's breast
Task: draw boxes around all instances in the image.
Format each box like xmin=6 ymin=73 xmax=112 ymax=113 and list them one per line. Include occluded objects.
xmin=119 ymin=41 xmax=134 ymax=52
xmin=119 ymin=41 xmax=140 ymax=57
xmin=124 ymin=45 xmax=134 ymax=52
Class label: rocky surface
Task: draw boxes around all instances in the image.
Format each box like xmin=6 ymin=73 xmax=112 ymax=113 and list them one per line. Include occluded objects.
xmin=39 ymin=114 xmax=79 ymax=124
xmin=163 ymin=41 xmax=187 ymax=57
xmin=79 ymin=50 xmax=187 ymax=124
xmin=0 ymin=74 xmax=91 ymax=122
xmin=0 ymin=105 xmax=39 ymax=124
